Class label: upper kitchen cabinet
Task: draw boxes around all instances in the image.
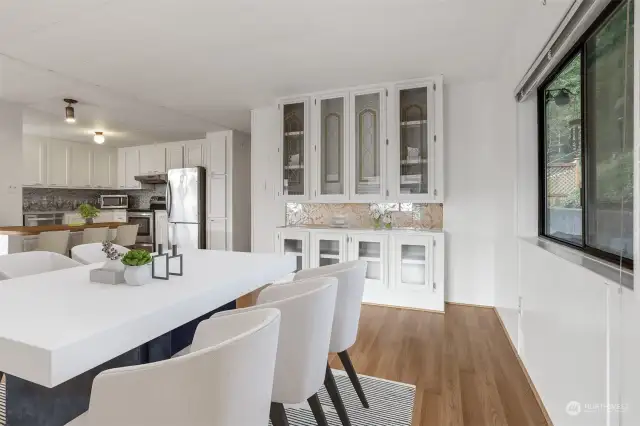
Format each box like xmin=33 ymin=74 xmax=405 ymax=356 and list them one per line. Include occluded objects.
xmin=207 ymin=132 xmax=227 ymax=175
xmin=138 ymin=144 xmax=166 ymax=175
xmin=184 ymin=140 xmax=209 ymax=169
xmin=23 ymin=137 xmax=47 ymax=186
xmin=389 ymin=77 xmax=443 ymax=202
xmin=279 ymin=97 xmax=309 ymax=200
xmin=117 ymin=147 xmax=141 ymax=189
xmin=350 ymin=88 xmax=387 ymax=201
xmin=312 ymin=93 xmax=349 ymax=201
xmin=47 ymin=140 xmax=71 ymax=187
xmin=165 ymin=142 xmax=184 ymax=171
xmin=93 ymin=147 xmax=117 ymax=188
xmin=70 ymin=143 xmax=92 ymax=188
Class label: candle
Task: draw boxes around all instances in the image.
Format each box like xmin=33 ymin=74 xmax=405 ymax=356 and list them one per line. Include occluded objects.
xmin=172 ymin=244 xmax=178 ymax=257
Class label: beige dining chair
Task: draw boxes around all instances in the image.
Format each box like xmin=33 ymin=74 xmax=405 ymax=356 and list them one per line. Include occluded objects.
xmin=113 ymin=224 xmax=139 ymax=247
xmin=37 ymin=230 xmax=71 ymax=255
xmin=82 ymin=227 xmax=109 ymax=244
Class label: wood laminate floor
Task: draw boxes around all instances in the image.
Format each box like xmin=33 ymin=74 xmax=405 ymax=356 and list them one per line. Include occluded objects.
xmin=328 ymin=304 xmax=550 ymax=426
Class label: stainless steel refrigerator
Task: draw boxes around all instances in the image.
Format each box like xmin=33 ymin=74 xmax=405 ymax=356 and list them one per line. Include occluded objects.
xmin=167 ymin=166 xmax=207 ymax=249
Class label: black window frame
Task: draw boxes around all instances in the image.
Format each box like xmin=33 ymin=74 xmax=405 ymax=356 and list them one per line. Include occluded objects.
xmin=537 ymin=0 xmax=634 ymax=270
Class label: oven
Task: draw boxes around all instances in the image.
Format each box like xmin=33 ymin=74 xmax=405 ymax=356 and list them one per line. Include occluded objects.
xmin=100 ymin=195 xmax=129 ymax=209
xmin=126 ymin=211 xmax=154 ymax=250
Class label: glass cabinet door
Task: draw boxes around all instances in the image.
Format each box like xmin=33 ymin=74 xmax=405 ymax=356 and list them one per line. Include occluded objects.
xmin=276 ymin=231 xmax=309 ymax=272
xmin=312 ymin=232 xmax=346 ymax=268
xmin=396 ymin=83 xmax=434 ymax=199
xmin=349 ymin=234 xmax=387 ymax=291
xmin=280 ymin=99 xmax=308 ymax=199
xmin=392 ymin=235 xmax=434 ymax=292
xmin=350 ymin=89 xmax=386 ymax=199
xmin=314 ymin=94 xmax=348 ymax=200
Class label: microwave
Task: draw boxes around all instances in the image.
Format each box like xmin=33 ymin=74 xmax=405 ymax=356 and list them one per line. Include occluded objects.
xmin=100 ymin=195 xmax=129 ymax=209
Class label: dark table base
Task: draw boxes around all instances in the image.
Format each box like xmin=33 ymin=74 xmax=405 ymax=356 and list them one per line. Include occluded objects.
xmin=6 ymin=300 xmax=236 ymax=426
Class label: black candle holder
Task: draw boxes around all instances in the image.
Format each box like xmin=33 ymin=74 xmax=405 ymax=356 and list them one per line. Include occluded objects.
xmin=169 ymin=244 xmax=183 ymax=276
xmin=152 ymin=244 xmax=170 ymax=280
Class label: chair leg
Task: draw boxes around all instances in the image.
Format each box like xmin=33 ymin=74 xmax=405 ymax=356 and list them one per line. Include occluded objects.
xmin=338 ymin=350 xmax=369 ymax=408
xmin=270 ymin=402 xmax=290 ymax=426
xmin=324 ymin=363 xmax=351 ymax=426
xmin=307 ymin=393 xmax=329 ymax=426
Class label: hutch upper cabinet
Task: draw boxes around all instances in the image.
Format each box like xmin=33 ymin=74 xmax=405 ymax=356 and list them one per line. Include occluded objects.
xmin=279 ymin=97 xmax=309 ymax=200
xmin=312 ymin=93 xmax=349 ymax=201
xmin=390 ymin=77 xmax=443 ymax=202
xmin=350 ymin=88 xmax=387 ymax=201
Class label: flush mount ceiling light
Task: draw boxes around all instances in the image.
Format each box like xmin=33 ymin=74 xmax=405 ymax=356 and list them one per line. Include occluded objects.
xmin=64 ymin=98 xmax=77 ymax=123
xmin=94 ymin=131 xmax=105 ymax=144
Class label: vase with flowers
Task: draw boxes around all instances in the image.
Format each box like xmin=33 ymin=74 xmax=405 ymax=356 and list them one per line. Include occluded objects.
xmin=383 ymin=212 xmax=393 ymax=229
xmin=369 ymin=205 xmax=383 ymax=229
xmin=101 ymin=241 xmax=125 ymax=272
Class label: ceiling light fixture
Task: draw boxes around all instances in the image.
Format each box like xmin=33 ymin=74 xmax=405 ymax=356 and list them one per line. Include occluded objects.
xmin=94 ymin=131 xmax=105 ymax=144
xmin=64 ymin=98 xmax=77 ymax=123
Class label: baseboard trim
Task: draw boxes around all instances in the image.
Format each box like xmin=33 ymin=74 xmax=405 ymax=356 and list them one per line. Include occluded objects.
xmin=445 ymin=301 xmax=494 ymax=309
xmin=362 ymin=302 xmax=444 ymax=315
xmin=492 ymin=307 xmax=554 ymax=426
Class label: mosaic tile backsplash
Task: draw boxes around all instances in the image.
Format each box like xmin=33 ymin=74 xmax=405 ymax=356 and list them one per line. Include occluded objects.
xmin=23 ymin=186 xmax=166 ymax=212
xmin=286 ymin=203 xmax=443 ymax=230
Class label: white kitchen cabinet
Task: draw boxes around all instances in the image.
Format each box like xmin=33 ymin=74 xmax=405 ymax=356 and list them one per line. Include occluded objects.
xmin=112 ymin=211 xmax=127 ymax=223
xmin=390 ymin=77 xmax=443 ymax=202
xmin=23 ymin=236 xmax=38 ymax=252
xmin=312 ymin=92 xmax=349 ymax=201
xmin=207 ymin=219 xmax=227 ymax=250
xmin=95 ymin=211 xmax=114 ymax=223
xmin=347 ymin=233 xmax=389 ymax=293
xmin=349 ymin=88 xmax=387 ymax=201
xmin=208 ymin=132 xmax=227 ymax=175
xmin=208 ymin=176 xmax=226 ymax=218
xmin=155 ymin=210 xmax=168 ymax=251
xmin=93 ymin=148 xmax=116 ymax=188
xmin=311 ymin=232 xmax=347 ymax=268
xmin=63 ymin=213 xmax=83 ymax=225
xmin=139 ymin=145 xmax=166 ymax=175
xmin=165 ymin=143 xmax=184 ymax=171
xmin=279 ymin=97 xmax=309 ymax=200
xmin=47 ymin=140 xmax=71 ymax=187
xmin=70 ymin=143 xmax=92 ymax=188
xmin=23 ymin=137 xmax=47 ymax=186
xmin=118 ymin=147 xmax=141 ymax=189
xmin=184 ymin=140 xmax=208 ymax=168
xmin=275 ymin=230 xmax=309 ymax=273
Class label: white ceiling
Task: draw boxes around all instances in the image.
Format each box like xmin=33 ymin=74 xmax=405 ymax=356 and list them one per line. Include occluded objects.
xmin=0 ymin=0 xmax=548 ymax=144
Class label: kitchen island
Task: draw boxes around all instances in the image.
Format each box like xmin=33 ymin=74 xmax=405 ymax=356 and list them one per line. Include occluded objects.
xmin=0 ymin=222 xmax=123 ymax=255
xmin=0 ymin=249 xmax=295 ymax=425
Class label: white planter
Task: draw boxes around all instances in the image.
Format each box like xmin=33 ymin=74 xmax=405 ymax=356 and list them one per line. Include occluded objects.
xmin=123 ymin=265 xmax=152 ymax=286
xmin=103 ymin=259 xmax=125 ymax=272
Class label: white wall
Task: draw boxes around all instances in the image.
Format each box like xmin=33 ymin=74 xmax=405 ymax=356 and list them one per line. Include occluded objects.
xmin=0 ymin=99 xmax=23 ymax=226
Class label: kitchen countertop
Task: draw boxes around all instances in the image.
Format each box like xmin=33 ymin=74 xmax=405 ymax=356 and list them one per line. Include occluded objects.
xmin=0 ymin=222 xmax=124 ymax=236
xmin=277 ymin=224 xmax=443 ymax=233
xmin=23 ymin=209 xmax=128 ymax=215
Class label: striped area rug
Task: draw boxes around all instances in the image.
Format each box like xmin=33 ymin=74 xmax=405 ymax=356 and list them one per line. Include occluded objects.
xmin=272 ymin=369 xmax=416 ymax=426
xmin=0 ymin=370 xmax=414 ymax=426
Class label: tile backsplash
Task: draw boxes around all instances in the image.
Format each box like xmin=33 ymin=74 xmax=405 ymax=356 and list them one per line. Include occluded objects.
xmin=286 ymin=203 xmax=443 ymax=230
xmin=23 ymin=186 xmax=166 ymax=212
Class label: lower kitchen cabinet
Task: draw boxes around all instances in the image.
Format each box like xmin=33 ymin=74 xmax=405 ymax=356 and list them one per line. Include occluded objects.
xmin=275 ymin=228 xmax=444 ymax=312
xmin=207 ymin=219 xmax=227 ymax=251
xmin=275 ymin=229 xmax=309 ymax=273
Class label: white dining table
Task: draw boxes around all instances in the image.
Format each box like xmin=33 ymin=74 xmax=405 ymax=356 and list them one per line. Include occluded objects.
xmin=0 ymin=249 xmax=295 ymax=426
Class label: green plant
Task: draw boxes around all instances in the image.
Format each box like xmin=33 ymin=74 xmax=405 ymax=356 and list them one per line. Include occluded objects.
xmin=78 ymin=203 xmax=100 ymax=219
xmin=121 ymin=249 xmax=152 ymax=266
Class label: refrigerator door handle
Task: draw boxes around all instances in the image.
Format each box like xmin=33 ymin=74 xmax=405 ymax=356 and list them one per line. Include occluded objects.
xmin=166 ymin=180 xmax=173 ymax=218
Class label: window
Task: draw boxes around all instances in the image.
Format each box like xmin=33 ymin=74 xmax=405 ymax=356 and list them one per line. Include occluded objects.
xmin=539 ymin=0 xmax=634 ymax=267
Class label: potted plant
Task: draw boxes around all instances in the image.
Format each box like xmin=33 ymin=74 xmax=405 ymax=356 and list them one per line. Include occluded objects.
xmin=121 ymin=249 xmax=153 ymax=286
xmin=101 ymin=241 xmax=125 ymax=272
xmin=78 ymin=203 xmax=100 ymax=224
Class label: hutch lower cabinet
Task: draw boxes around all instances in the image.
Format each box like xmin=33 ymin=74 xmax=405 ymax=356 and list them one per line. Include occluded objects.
xmin=275 ymin=227 xmax=445 ymax=312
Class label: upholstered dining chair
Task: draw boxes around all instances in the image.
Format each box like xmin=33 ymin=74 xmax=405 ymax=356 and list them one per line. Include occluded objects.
xmin=112 ymin=224 xmax=138 ymax=247
xmin=0 ymin=251 xmax=82 ymax=280
xmin=294 ymin=260 xmax=368 ymax=425
xmin=82 ymin=227 xmax=109 ymax=244
xmin=175 ymin=276 xmax=338 ymax=426
xmin=36 ymin=230 xmax=71 ymax=255
xmin=64 ymin=308 xmax=282 ymax=426
xmin=71 ymin=243 xmax=130 ymax=265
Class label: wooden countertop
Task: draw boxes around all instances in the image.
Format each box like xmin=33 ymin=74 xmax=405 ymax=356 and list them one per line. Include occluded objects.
xmin=0 ymin=222 xmax=124 ymax=236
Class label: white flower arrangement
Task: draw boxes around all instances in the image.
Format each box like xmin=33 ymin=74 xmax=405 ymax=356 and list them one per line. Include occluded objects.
xmin=369 ymin=204 xmax=382 ymax=220
xmin=382 ymin=213 xmax=392 ymax=224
